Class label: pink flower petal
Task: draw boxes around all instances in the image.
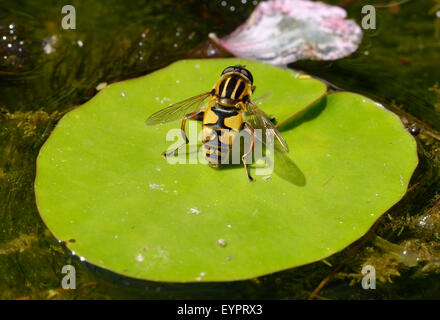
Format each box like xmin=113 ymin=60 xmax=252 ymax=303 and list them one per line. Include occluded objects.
xmin=210 ymin=0 xmax=363 ymax=65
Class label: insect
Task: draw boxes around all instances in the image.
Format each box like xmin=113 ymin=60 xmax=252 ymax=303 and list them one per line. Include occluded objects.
xmin=145 ymin=65 xmax=289 ymax=182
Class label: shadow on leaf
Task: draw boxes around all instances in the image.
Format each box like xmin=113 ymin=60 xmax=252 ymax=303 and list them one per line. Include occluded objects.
xmin=278 ymin=95 xmax=327 ymax=132
xmin=272 ymin=96 xmax=328 ymax=186
xmin=273 ymin=151 xmax=306 ymax=186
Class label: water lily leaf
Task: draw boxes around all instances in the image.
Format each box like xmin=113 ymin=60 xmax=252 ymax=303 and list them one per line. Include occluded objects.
xmin=210 ymin=0 xmax=363 ymax=65
xmin=34 ymin=58 xmax=417 ymax=282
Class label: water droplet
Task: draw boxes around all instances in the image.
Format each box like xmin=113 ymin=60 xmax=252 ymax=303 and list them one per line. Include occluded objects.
xmin=120 ymin=91 xmax=126 ymax=97
xmin=80 ymin=256 xmax=85 ymax=261
xmin=419 ymin=215 xmax=430 ymax=226
xmin=410 ymin=126 xmax=420 ymax=136
xmin=150 ymin=183 xmax=165 ymax=191
xmin=221 ymin=1 xmax=227 ymax=6
xmin=77 ymin=40 xmax=83 ymax=47
xmin=195 ymin=271 xmax=206 ymax=281
xmin=96 ymin=82 xmax=107 ymax=91
xmin=136 ymin=253 xmax=144 ymax=262
xmin=217 ymin=239 xmax=227 ymax=247
xmin=189 ymin=207 xmax=201 ymax=215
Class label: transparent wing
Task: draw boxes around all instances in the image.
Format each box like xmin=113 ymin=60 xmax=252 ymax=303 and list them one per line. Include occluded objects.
xmin=244 ymin=100 xmax=289 ymax=153
xmin=252 ymin=91 xmax=273 ymax=104
xmin=145 ymin=92 xmax=212 ymax=125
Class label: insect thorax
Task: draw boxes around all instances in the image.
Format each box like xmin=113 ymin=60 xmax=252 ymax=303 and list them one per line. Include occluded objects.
xmin=214 ymin=74 xmax=251 ymax=103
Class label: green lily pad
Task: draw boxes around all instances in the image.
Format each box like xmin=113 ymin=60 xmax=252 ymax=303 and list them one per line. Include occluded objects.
xmin=34 ymin=58 xmax=417 ymax=282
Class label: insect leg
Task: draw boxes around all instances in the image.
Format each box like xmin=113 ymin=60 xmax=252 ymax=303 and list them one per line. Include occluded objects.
xmin=162 ymin=111 xmax=204 ymax=158
xmin=242 ymin=122 xmax=255 ymax=182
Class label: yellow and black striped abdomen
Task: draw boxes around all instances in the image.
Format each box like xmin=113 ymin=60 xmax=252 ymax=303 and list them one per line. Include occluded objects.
xmin=202 ymin=105 xmax=243 ymax=166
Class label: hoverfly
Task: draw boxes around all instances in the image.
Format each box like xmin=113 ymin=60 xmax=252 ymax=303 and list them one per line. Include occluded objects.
xmin=145 ymin=65 xmax=289 ymax=182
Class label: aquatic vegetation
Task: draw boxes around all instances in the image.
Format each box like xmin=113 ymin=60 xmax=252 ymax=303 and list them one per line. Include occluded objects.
xmin=0 ymin=233 xmax=37 ymax=255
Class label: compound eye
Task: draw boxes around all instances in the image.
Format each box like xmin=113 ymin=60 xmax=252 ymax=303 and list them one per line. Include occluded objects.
xmin=221 ymin=66 xmax=237 ymax=76
xmin=240 ymin=69 xmax=253 ymax=84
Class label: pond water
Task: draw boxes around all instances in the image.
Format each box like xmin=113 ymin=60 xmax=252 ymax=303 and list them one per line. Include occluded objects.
xmin=0 ymin=0 xmax=439 ymax=299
